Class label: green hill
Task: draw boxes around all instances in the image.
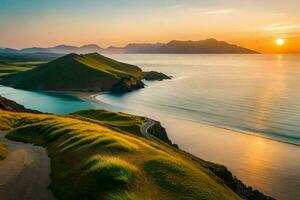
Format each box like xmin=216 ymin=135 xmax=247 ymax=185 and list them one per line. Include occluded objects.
xmin=0 ymin=110 xmax=242 ymax=200
xmin=0 ymin=96 xmax=274 ymax=200
xmin=0 ymin=53 xmax=147 ymax=92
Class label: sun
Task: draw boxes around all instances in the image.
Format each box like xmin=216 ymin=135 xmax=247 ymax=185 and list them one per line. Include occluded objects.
xmin=276 ymin=38 xmax=285 ymax=46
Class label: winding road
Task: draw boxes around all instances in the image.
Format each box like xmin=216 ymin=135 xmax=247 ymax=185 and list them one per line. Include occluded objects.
xmin=141 ymin=118 xmax=158 ymax=143
xmin=0 ymin=133 xmax=55 ymax=200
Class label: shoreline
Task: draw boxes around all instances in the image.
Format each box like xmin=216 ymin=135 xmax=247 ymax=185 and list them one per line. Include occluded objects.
xmin=72 ymin=91 xmax=300 ymax=200
xmin=0 ymin=90 xmax=299 ymax=199
xmin=65 ymin=92 xmax=276 ymax=199
xmin=76 ymin=91 xmax=300 ymax=147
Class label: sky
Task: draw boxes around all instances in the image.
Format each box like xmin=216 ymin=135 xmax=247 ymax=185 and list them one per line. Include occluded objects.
xmin=0 ymin=0 xmax=300 ymax=53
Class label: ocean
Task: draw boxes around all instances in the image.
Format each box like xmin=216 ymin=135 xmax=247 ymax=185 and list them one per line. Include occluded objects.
xmin=101 ymin=54 xmax=300 ymax=146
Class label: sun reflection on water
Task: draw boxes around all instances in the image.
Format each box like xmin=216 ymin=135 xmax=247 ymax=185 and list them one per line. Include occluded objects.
xmin=251 ymin=55 xmax=286 ymax=130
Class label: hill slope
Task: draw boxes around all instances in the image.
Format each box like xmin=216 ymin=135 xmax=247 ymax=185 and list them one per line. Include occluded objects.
xmin=0 ymin=53 xmax=148 ymax=92
xmin=0 ymin=97 xmax=274 ymax=200
xmin=0 ymin=95 xmax=39 ymax=113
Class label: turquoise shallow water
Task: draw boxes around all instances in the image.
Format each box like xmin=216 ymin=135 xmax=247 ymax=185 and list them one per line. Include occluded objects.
xmin=0 ymin=86 xmax=95 ymax=114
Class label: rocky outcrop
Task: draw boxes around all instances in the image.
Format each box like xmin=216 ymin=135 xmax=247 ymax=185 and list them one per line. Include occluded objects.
xmin=146 ymin=120 xmax=177 ymax=147
xmin=143 ymin=71 xmax=171 ymax=81
xmin=110 ymin=77 xmax=145 ymax=93
xmin=0 ymin=95 xmax=40 ymax=113
xmin=206 ymin=162 xmax=275 ymax=200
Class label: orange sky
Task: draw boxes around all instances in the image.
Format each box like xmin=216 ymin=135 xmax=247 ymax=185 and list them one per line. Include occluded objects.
xmin=0 ymin=0 xmax=299 ymax=53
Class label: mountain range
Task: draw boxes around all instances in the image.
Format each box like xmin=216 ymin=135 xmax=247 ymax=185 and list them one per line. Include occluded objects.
xmin=0 ymin=39 xmax=259 ymax=54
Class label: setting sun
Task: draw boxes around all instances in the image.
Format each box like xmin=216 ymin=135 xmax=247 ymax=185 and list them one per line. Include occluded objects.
xmin=276 ymin=38 xmax=285 ymax=46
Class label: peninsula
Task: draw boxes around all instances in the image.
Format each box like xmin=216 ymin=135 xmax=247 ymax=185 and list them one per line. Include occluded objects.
xmin=0 ymin=53 xmax=170 ymax=93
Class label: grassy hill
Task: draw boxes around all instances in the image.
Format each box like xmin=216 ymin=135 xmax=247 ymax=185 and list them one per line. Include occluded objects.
xmin=0 ymin=65 xmax=32 ymax=76
xmin=0 ymin=96 xmax=274 ymax=200
xmin=0 ymin=95 xmax=40 ymax=113
xmin=0 ymin=52 xmax=61 ymax=76
xmin=0 ymin=53 xmax=145 ymax=92
xmin=0 ymin=110 xmax=243 ymax=200
xmin=0 ymin=56 xmax=45 ymax=76
xmin=71 ymin=109 xmax=146 ymax=137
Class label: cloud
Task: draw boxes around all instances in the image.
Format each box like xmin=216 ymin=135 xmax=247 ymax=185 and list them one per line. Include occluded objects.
xmin=203 ymin=9 xmax=238 ymax=15
xmin=247 ymin=23 xmax=300 ymax=34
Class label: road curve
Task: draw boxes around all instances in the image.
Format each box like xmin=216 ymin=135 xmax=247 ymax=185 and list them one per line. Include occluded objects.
xmin=141 ymin=118 xmax=158 ymax=143
xmin=0 ymin=133 xmax=55 ymax=200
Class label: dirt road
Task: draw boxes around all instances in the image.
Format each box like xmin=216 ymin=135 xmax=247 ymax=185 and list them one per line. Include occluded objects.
xmin=0 ymin=133 xmax=55 ymax=200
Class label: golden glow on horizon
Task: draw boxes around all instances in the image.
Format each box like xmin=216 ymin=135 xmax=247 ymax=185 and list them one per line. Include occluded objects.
xmin=1 ymin=2 xmax=300 ymax=53
xmin=276 ymin=38 xmax=285 ymax=46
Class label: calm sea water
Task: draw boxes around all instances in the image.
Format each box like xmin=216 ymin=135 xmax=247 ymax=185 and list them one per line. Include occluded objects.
xmin=0 ymin=54 xmax=299 ymax=199
xmin=101 ymin=54 xmax=300 ymax=146
xmin=97 ymin=54 xmax=300 ymax=200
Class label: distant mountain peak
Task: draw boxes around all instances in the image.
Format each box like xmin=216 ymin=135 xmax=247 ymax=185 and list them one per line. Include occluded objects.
xmin=80 ymin=44 xmax=102 ymax=48
xmin=205 ymin=38 xmax=218 ymax=42
xmin=62 ymin=53 xmax=78 ymax=58
xmin=53 ymin=44 xmax=76 ymax=48
xmin=1 ymin=38 xmax=259 ymax=54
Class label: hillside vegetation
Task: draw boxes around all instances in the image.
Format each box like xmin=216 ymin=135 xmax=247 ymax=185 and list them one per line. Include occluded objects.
xmin=0 ymin=109 xmax=243 ymax=200
xmin=0 ymin=95 xmax=40 ymax=113
xmin=71 ymin=109 xmax=146 ymax=137
xmin=0 ymin=53 xmax=145 ymax=92
xmin=0 ymin=60 xmax=40 ymax=76
xmin=0 ymin=53 xmax=58 ymax=76
xmin=0 ymin=96 xmax=274 ymax=200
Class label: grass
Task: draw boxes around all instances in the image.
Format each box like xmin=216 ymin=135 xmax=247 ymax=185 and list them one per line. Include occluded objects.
xmin=143 ymin=157 xmax=240 ymax=200
xmin=105 ymin=191 xmax=139 ymax=200
xmin=71 ymin=109 xmax=145 ymax=137
xmin=0 ymin=140 xmax=7 ymax=160
xmin=76 ymin=155 xmax=137 ymax=199
xmin=0 ymin=64 xmax=33 ymax=76
xmin=75 ymin=53 xmax=142 ymax=78
xmin=0 ymin=58 xmax=46 ymax=76
xmin=0 ymin=53 xmax=143 ymax=91
xmin=0 ymin=109 xmax=242 ymax=200
xmin=8 ymin=61 xmax=46 ymax=66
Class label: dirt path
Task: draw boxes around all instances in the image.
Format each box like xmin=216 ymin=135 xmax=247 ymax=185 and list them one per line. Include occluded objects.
xmin=0 ymin=133 xmax=55 ymax=200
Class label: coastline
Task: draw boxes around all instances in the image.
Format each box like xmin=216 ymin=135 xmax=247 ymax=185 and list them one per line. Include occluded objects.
xmin=16 ymin=85 xmax=300 ymax=147
xmin=75 ymin=92 xmax=300 ymax=200
xmin=0 ymin=87 xmax=299 ymax=199
xmin=78 ymin=91 xmax=299 ymax=147
xmin=72 ymin=92 xmax=275 ymax=199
